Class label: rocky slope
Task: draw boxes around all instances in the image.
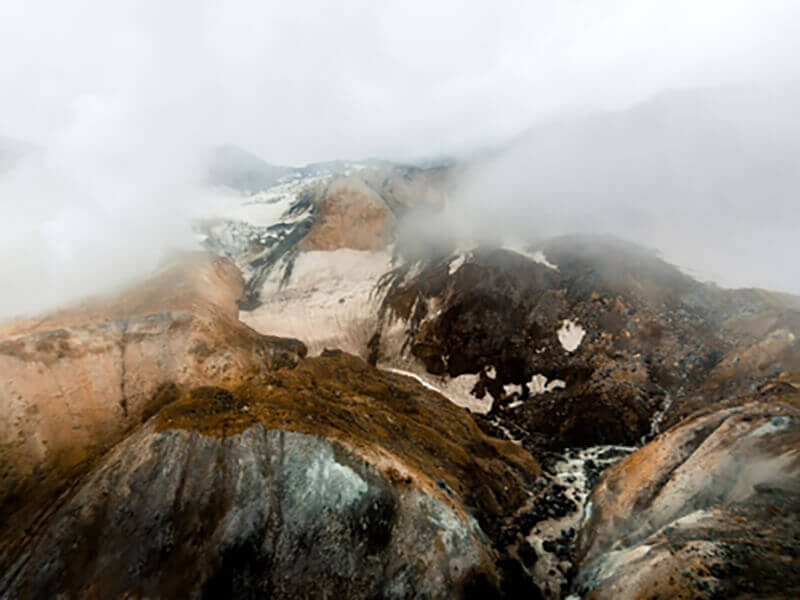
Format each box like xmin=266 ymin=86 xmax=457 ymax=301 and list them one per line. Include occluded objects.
xmin=197 ymin=161 xmax=450 ymax=353
xmin=0 ymin=253 xmax=306 ymax=569
xmin=190 ymin=161 xmax=800 ymax=597
xmin=297 ymin=177 xmax=396 ymax=252
xmin=2 ymin=351 xmax=549 ymax=598
xmin=0 ymin=248 xmax=574 ymax=598
xmin=371 ymin=236 xmax=800 ymax=450
xmin=574 ymin=395 xmax=800 ymax=599
xmin=3 ymin=156 xmax=800 ymax=598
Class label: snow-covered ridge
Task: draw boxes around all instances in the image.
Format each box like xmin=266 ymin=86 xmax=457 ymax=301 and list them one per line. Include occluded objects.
xmin=502 ymin=241 xmax=559 ymax=270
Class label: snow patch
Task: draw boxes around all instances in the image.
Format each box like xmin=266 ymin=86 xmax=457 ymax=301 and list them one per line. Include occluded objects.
xmin=242 ymin=249 xmax=393 ymax=357
xmin=502 ymin=242 xmax=559 ymax=270
xmin=504 ymin=374 xmax=566 ymax=407
xmin=529 ymin=374 xmax=566 ymax=395
xmin=384 ymin=368 xmax=444 ymax=394
xmin=378 ymin=364 xmax=490 ymax=413
xmin=448 ymin=253 xmax=468 ymax=275
xmin=558 ymin=319 xmax=585 ymax=352
xmin=207 ymin=174 xmax=325 ymax=227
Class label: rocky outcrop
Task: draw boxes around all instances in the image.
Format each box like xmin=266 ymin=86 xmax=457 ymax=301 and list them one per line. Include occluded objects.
xmin=199 ymin=163 xmax=451 ymax=311
xmin=366 ymin=234 xmax=800 ymax=454
xmin=573 ymin=396 xmax=800 ymax=599
xmin=2 ymin=426 xmax=493 ymax=599
xmin=370 ymin=238 xmax=735 ymax=450
xmin=1 ymin=350 xmax=549 ymax=598
xmin=298 ymin=178 xmax=395 ymax=251
xmin=663 ymin=288 xmax=800 ymax=429
xmin=0 ymin=253 xmax=306 ymax=561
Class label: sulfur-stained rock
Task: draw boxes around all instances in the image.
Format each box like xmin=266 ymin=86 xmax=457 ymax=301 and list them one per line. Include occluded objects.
xmin=1 ymin=350 xmax=545 ymax=599
xmin=298 ymin=178 xmax=395 ymax=251
xmin=573 ymin=398 xmax=800 ymax=599
xmin=0 ymin=253 xmax=306 ymax=558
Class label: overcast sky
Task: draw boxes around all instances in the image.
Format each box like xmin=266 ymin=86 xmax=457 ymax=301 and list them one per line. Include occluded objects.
xmin=0 ymin=0 xmax=799 ymax=318
xmin=2 ymin=0 xmax=798 ymax=164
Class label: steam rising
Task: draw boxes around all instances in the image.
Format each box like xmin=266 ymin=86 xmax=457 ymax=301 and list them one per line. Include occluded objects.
xmin=1 ymin=1 xmax=799 ymax=320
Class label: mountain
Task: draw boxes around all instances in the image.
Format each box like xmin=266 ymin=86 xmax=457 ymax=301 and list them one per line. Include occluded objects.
xmin=2 ymin=141 xmax=799 ymax=597
xmin=0 ymin=252 xmax=543 ymax=598
xmin=207 ymin=144 xmax=295 ymax=192
xmin=194 ymin=163 xmax=800 ymax=597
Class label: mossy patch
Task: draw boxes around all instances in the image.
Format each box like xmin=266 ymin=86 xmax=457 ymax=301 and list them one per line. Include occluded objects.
xmin=156 ymin=350 xmax=539 ymax=516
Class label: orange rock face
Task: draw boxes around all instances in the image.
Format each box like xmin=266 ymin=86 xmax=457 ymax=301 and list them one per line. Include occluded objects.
xmin=298 ymin=178 xmax=395 ymax=251
xmin=0 ymin=287 xmax=545 ymax=598
xmin=0 ymin=253 xmax=306 ymax=551
xmin=574 ymin=397 xmax=800 ymax=599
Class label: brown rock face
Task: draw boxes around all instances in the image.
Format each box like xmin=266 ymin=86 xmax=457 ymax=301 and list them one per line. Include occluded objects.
xmin=0 ymin=248 xmax=552 ymax=597
xmin=663 ymin=289 xmax=800 ymax=429
xmin=1 ymin=425 xmax=493 ymax=599
xmin=573 ymin=397 xmax=800 ymax=599
xmin=1 ymin=350 xmax=547 ymax=599
xmin=0 ymin=253 xmax=306 ymax=559
xmin=298 ymin=178 xmax=395 ymax=251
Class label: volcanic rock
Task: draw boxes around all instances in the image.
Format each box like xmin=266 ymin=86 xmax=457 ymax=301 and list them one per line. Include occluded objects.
xmin=573 ymin=396 xmax=800 ymax=599
xmin=371 ymin=238 xmax=730 ymax=449
xmin=1 ymin=350 xmax=546 ymax=598
xmin=298 ymin=178 xmax=395 ymax=251
xmin=0 ymin=253 xmax=306 ymax=560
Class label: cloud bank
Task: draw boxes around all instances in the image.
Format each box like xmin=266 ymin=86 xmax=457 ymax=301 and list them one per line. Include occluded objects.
xmin=0 ymin=0 xmax=798 ymax=318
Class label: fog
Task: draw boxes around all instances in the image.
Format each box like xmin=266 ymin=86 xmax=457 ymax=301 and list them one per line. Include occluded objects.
xmin=1 ymin=0 xmax=799 ymax=319
xmin=449 ymin=84 xmax=800 ymax=292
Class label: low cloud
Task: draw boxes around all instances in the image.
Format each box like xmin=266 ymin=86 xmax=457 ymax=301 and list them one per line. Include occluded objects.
xmin=0 ymin=1 xmax=799 ymax=319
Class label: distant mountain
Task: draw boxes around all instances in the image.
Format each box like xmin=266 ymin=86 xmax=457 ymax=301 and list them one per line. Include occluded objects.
xmin=207 ymin=144 xmax=295 ymax=192
xmin=208 ymin=145 xmax=452 ymax=193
